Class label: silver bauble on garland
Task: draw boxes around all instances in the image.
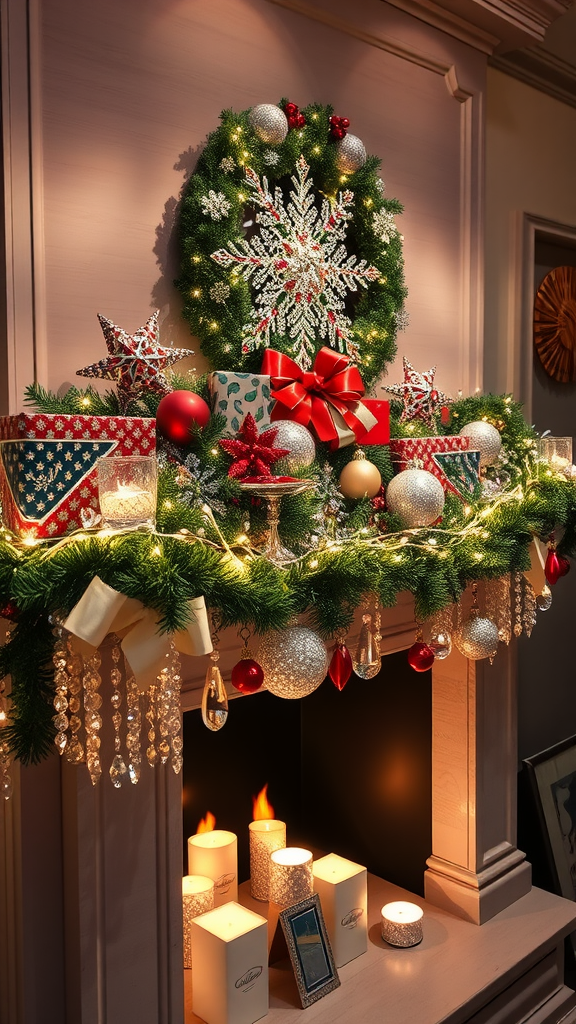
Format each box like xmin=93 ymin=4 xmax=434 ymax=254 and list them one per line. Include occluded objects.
xmin=264 ymin=421 xmax=316 ymax=473
xmin=459 ymin=420 xmax=502 ymax=468
xmin=454 ymin=612 xmax=499 ymax=660
xmin=385 ymin=468 xmax=445 ymax=528
xmin=248 ymin=104 xmax=288 ymax=144
xmin=335 ymin=134 xmax=367 ymax=174
xmin=258 ymin=625 xmax=328 ymax=698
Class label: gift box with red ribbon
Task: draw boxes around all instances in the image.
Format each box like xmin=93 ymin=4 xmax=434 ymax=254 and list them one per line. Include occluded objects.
xmin=388 ymin=435 xmax=480 ymax=499
xmin=261 ymin=346 xmax=377 ymax=450
xmin=0 ymin=413 xmax=156 ymax=539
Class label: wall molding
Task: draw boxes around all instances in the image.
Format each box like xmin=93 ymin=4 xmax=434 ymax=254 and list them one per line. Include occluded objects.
xmin=490 ymin=44 xmax=576 ymax=109
xmin=507 ymin=212 xmax=576 ymax=419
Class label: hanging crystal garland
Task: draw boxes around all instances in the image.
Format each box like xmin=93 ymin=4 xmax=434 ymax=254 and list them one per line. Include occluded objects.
xmin=424 ymin=606 xmax=453 ymax=660
xmin=202 ymin=611 xmax=229 ymax=731
xmin=125 ymin=671 xmax=142 ymax=784
xmin=522 ymin=578 xmax=537 ymax=638
xmin=52 ymin=626 xmax=71 ymax=757
xmin=83 ymin=650 xmax=103 ymax=786
xmin=65 ymin=638 xmax=85 ymax=764
xmin=485 ymin=575 xmax=512 ymax=645
xmin=513 ymin=571 xmax=523 ymax=638
xmin=352 ymin=599 xmax=382 ymax=679
xmin=145 ymin=678 xmax=159 ymax=767
xmin=155 ymin=640 xmax=184 ymax=772
xmin=109 ymin=641 xmax=128 ymax=788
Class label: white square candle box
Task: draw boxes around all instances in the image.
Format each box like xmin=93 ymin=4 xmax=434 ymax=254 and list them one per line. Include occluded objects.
xmin=190 ymin=902 xmax=268 ymax=1024
xmin=313 ymin=853 xmax=368 ymax=968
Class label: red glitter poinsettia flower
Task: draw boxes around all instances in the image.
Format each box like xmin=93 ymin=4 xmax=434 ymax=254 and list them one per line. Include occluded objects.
xmin=219 ymin=414 xmax=290 ymax=479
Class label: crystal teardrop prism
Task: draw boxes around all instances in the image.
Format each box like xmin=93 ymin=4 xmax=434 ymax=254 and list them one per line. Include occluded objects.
xmin=352 ymin=615 xmax=381 ymax=680
xmin=202 ymin=662 xmax=229 ymax=731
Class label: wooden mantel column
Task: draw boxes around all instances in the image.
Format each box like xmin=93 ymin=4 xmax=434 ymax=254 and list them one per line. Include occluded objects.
xmin=425 ymin=642 xmax=532 ymax=924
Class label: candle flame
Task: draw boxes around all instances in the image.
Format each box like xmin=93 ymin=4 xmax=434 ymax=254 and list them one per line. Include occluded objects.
xmin=196 ymin=810 xmax=216 ymax=834
xmin=252 ymin=784 xmax=274 ymax=820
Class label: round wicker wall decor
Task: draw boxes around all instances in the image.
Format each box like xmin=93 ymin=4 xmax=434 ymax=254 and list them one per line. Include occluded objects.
xmin=534 ymin=265 xmax=576 ymax=383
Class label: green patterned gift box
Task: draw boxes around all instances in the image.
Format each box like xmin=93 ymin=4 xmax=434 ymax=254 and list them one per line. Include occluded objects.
xmin=207 ymin=372 xmax=273 ymax=435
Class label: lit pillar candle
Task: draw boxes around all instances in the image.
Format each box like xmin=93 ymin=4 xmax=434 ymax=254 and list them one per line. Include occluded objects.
xmin=381 ymin=901 xmax=423 ymax=947
xmin=191 ymin=902 xmax=268 ymax=1024
xmin=182 ymin=874 xmax=215 ymax=969
xmin=249 ymin=819 xmax=286 ymax=901
xmin=269 ymin=847 xmax=313 ymax=907
xmin=188 ymin=830 xmax=238 ymax=907
xmin=313 ymin=853 xmax=367 ymax=967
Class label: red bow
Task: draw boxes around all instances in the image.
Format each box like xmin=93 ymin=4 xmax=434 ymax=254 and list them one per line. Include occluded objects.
xmin=261 ymin=347 xmax=376 ymax=449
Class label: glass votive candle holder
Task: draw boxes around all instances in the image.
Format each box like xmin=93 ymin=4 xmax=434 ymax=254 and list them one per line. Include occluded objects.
xmin=98 ymin=455 xmax=157 ymax=529
xmin=538 ymin=436 xmax=573 ymax=477
xmin=182 ymin=874 xmax=215 ymax=969
xmin=381 ymin=901 xmax=423 ymax=947
xmin=269 ymin=847 xmax=313 ymax=907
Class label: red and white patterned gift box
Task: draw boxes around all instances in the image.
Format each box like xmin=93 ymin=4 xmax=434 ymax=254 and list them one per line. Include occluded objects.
xmin=388 ymin=435 xmax=473 ymax=496
xmin=0 ymin=413 xmax=156 ymax=539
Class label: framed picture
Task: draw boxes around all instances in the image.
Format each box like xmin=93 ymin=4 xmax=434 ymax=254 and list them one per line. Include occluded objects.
xmin=278 ymin=894 xmax=340 ymax=1008
xmin=523 ymin=735 xmax=576 ymax=952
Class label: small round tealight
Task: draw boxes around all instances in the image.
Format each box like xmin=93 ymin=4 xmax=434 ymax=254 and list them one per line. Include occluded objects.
xmin=381 ymin=901 xmax=423 ymax=947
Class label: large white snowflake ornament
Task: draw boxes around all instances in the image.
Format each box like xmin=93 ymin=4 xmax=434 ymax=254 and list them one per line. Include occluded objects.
xmin=211 ymin=156 xmax=380 ymax=368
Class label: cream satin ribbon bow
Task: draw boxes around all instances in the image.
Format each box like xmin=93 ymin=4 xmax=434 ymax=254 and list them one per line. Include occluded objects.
xmin=64 ymin=575 xmax=213 ymax=692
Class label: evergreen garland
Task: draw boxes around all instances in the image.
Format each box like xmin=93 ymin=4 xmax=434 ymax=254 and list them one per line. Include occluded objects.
xmin=2 ymin=383 xmax=576 ymax=764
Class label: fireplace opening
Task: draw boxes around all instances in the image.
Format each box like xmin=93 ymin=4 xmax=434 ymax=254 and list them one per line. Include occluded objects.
xmin=182 ymin=650 xmax=432 ymax=896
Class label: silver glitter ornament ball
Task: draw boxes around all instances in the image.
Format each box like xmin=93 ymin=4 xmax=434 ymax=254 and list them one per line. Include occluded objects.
xmin=263 ymin=420 xmax=316 ymax=473
xmin=258 ymin=625 xmax=328 ymax=699
xmin=386 ymin=468 xmax=445 ymax=528
xmin=459 ymin=420 xmax=502 ymax=468
xmin=454 ymin=613 xmax=499 ymax=660
xmin=335 ymin=134 xmax=367 ymax=174
xmin=248 ymin=104 xmax=289 ymax=145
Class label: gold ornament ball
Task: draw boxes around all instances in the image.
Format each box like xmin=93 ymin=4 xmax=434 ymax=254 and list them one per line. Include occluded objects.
xmin=335 ymin=134 xmax=367 ymax=174
xmin=458 ymin=420 xmax=502 ymax=468
xmin=385 ymin=468 xmax=445 ymax=528
xmin=339 ymin=450 xmax=382 ymax=498
xmin=454 ymin=613 xmax=499 ymax=660
xmin=248 ymin=104 xmax=288 ymax=144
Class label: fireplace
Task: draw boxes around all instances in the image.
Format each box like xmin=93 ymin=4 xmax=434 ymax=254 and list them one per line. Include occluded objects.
xmin=182 ymin=651 xmax=432 ymax=898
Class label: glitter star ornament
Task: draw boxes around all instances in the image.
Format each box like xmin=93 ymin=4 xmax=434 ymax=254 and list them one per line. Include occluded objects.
xmin=77 ymin=312 xmax=192 ymax=413
xmin=383 ymin=357 xmax=450 ymax=426
xmin=219 ymin=413 xmax=290 ymax=480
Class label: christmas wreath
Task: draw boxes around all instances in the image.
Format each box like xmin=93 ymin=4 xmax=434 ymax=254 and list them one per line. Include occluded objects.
xmin=176 ymin=101 xmax=406 ymax=387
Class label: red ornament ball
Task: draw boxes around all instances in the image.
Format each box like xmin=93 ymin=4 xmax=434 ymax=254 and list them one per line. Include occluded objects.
xmin=545 ymin=548 xmax=571 ymax=585
xmin=407 ymin=641 xmax=435 ymax=673
xmin=329 ymin=643 xmax=353 ymax=691
xmin=155 ymin=390 xmax=210 ymax=445
xmin=231 ymin=658 xmax=264 ymax=694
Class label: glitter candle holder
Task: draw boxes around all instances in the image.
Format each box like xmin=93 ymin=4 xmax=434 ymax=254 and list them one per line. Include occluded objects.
xmin=97 ymin=455 xmax=157 ymax=529
xmin=188 ymin=830 xmax=238 ymax=907
xmin=538 ymin=436 xmax=573 ymax=477
xmin=249 ymin=819 xmax=287 ymax=901
xmin=269 ymin=847 xmax=313 ymax=907
xmin=182 ymin=874 xmax=215 ymax=969
xmin=381 ymin=901 xmax=423 ymax=947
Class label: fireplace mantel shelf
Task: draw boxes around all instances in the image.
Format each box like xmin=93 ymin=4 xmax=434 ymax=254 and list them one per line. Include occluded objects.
xmin=186 ymin=876 xmax=576 ymax=1024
